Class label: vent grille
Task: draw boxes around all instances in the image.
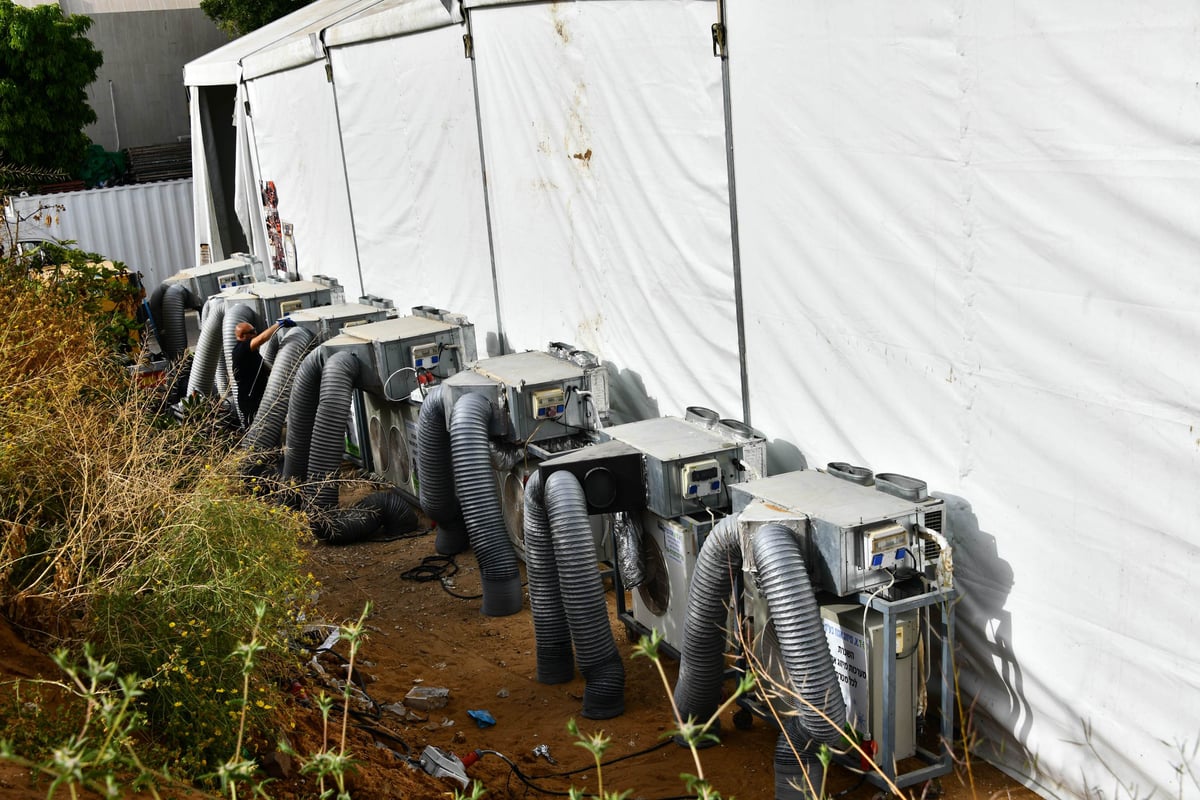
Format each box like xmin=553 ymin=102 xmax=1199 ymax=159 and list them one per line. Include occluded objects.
xmin=923 ymin=509 xmax=943 ymax=533
xmin=924 ymin=539 xmax=942 ymax=561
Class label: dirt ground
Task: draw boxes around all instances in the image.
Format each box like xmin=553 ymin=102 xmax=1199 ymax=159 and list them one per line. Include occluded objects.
xmin=0 ymin=516 xmax=1040 ymax=800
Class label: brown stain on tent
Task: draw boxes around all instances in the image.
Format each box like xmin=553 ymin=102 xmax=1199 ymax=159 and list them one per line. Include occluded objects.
xmin=551 ymin=2 xmax=570 ymax=44
xmin=572 ymin=148 xmax=592 ymax=164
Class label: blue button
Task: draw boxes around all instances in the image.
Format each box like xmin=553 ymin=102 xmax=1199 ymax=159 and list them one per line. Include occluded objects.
xmin=415 ymin=358 xmax=424 ymax=367
xmin=896 ymin=547 xmax=907 ymax=561
xmin=710 ymin=481 xmax=720 ymax=491
xmin=687 ymin=486 xmax=698 ymax=495
xmin=537 ymin=408 xmax=546 ymax=417
xmin=871 ymin=553 xmax=884 ymax=567
xmin=431 ymin=355 xmax=439 ymax=364
xmin=556 ymin=405 xmax=565 ymax=413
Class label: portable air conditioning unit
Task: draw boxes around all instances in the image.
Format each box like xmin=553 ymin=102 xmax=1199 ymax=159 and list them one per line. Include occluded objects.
xmin=219 ymin=278 xmax=335 ymax=323
xmin=598 ymin=415 xmax=756 ymax=520
xmin=732 ymin=469 xmax=948 ymax=768
xmin=731 ymin=469 xmax=943 ymax=598
xmin=440 ymin=347 xmax=609 ymax=445
xmin=166 ymin=253 xmax=263 ymax=300
xmin=321 ymin=310 xmax=477 ymax=401
xmin=285 ymin=301 xmax=389 ymax=343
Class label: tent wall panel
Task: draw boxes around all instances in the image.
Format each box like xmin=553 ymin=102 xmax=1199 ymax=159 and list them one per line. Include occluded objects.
xmin=244 ymin=62 xmax=361 ymax=292
xmin=728 ymin=0 xmax=1200 ymax=796
xmin=470 ymin=0 xmax=738 ymax=421
xmin=328 ymin=23 xmax=498 ymax=344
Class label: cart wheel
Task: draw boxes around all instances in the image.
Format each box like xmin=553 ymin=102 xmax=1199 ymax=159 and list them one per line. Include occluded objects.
xmin=732 ymin=708 xmax=754 ymax=730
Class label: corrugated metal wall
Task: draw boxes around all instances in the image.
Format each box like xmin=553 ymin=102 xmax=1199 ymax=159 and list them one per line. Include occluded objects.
xmin=8 ymin=179 xmax=194 ymax=290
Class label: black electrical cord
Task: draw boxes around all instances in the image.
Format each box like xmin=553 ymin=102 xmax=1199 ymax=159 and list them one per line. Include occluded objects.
xmin=400 ymin=553 xmax=486 ymax=600
xmin=552 ymin=738 xmax=672 ymax=777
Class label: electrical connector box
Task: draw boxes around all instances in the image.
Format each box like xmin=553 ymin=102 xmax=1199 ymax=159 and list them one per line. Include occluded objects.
xmin=531 ymin=387 xmax=567 ymax=420
xmin=680 ymin=458 xmax=722 ymax=500
xmin=411 ymin=342 xmax=441 ymax=371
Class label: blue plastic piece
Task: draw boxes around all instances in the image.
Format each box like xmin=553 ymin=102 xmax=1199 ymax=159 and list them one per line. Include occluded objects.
xmin=467 ymin=709 xmax=496 ymax=728
xmin=871 ymin=553 xmax=884 ymax=567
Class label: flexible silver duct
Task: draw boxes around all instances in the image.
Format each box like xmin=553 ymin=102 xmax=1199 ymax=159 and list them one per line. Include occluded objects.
xmin=416 ymin=385 xmax=470 ymax=555
xmin=450 ymin=392 xmax=522 ymax=617
xmin=312 ymin=489 xmax=421 ymax=545
xmin=160 ymin=283 xmax=191 ymax=360
xmin=752 ymin=522 xmax=847 ymax=800
xmin=523 ymin=470 xmax=575 ymax=684
xmin=185 ymin=298 xmax=225 ymax=399
xmin=241 ymin=327 xmax=315 ymax=452
xmin=259 ymin=328 xmax=282 ymax=367
xmin=282 ymin=348 xmax=325 ymax=481
xmin=222 ymin=304 xmax=260 ymax=426
xmin=673 ymin=519 xmax=845 ymax=800
xmin=525 ymin=469 xmax=625 ymax=718
xmin=305 ymin=350 xmax=361 ymax=508
xmin=673 ymin=514 xmax=742 ymax=724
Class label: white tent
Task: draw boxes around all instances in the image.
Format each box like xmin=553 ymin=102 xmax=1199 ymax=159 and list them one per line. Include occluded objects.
xmin=186 ymin=2 xmax=1200 ymax=797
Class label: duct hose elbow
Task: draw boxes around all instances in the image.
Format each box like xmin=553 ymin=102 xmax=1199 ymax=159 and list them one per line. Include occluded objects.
xmin=673 ymin=514 xmax=743 ymax=728
xmin=752 ymin=523 xmax=846 ymax=746
xmin=243 ymin=327 xmax=314 ymax=452
xmin=305 ymin=350 xmax=362 ymax=509
xmin=416 ymin=385 xmax=469 ymax=555
xmin=774 ymin=718 xmax=827 ymax=800
xmin=282 ymin=348 xmax=325 ymax=480
xmin=544 ymin=470 xmax=624 ymax=719
xmin=185 ymin=300 xmax=225 ymax=399
xmin=450 ymin=392 xmax=522 ymax=617
xmin=160 ymin=283 xmax=190 ymax=360
xmin=523 ymin=471 xmax=575 ymax=684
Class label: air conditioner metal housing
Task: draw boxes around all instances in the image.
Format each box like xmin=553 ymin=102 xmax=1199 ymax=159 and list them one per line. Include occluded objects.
xmin=630 ymin=511 xmax=721 ymax=656
xmin=440 ymin=349 xmax=603 ymax=445
xmin=321 ymin=312 xmax=475 ymax=400
xmin=731 ymin=470 xmax=941 ymax=598
xmin=218 ymin=279 xmax=333 ymax=324
xmin=538 ymin=440 xmax=646 ymax=516
xmin=166 ymin=253 xmax=263 ymax=300
xmin=598 ymin=416 xmax=751 ymax=520
xmin=285 ymin=302 xmax=390 ymax=343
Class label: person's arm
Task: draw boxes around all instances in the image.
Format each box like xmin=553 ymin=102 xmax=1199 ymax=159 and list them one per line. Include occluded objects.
xmin=249 ymin=321 xmax=281 ymax=351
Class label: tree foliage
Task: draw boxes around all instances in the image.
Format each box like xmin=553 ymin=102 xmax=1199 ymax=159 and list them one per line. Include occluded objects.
xmin=200 ymin=0 xmax=313 ymax=37
xmin=0 ymin=1 xmax=102 ymax=177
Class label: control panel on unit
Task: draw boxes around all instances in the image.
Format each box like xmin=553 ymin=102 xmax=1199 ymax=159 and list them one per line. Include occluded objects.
xmin=681 ymin=458 xmax=722 ymax=500
xmin=730 ymin=469 xmax=945 ymax=598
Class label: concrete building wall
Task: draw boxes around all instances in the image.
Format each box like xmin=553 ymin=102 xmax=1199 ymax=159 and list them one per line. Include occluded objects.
xmin=81 ymin=7 xmax=232 ymax=151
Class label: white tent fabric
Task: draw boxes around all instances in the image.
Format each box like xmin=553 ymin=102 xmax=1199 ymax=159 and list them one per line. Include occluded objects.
xmin=232 ymin=82 xmax=269 ymax=267
xmin=469 ymin=0 xmax=738 ymax=421
xmin=184 ymin=2 xmax=1200 ymax=796
xmin=243 ymin=61 xmax=361 ymax=291
xmin=728 ymin=1 xmax=1200 ymax=797
xmin=325 ymin=10 xmax=500 ymax=343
